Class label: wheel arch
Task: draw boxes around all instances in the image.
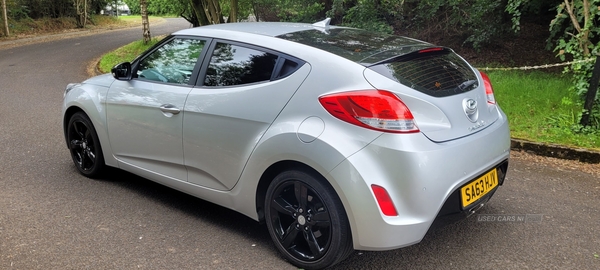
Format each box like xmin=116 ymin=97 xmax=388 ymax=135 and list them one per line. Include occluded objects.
xmin=255 ymin=160 xmax=351 ymax=228
xmin=62 ymin=103 xmax=117 ymax=168
xmin=258 ymin=160 xmax=356 ymax=268
xmin=63 ymin=106 xmax=86 ymax=147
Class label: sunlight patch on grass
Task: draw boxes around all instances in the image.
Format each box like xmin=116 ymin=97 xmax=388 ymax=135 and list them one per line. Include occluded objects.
xmin=98 ymin=37 xmax=164 ymax=73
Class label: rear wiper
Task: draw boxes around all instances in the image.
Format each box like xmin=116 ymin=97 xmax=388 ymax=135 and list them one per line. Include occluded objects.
xmin=457 ymin=80 xmax=478 ymax=91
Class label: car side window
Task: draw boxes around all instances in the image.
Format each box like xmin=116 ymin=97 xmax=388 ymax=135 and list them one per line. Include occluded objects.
xmin=137 ymin=38 xmax=206 ymax=85
xmin=204 ymin=42 xmax=278 ymax=87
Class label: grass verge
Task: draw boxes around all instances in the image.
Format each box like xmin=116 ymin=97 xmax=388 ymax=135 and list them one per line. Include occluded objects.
xmin=489 ymin=70 xmax=599 ymax=150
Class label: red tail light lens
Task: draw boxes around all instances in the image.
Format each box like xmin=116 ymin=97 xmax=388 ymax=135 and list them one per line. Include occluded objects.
xmin=371 ymin=185 xmax=398 ymax=216
xmin=480 ymin=71 xmax=496 ymax=105
xmin=319 ymin=90 xmax=419 ymax=133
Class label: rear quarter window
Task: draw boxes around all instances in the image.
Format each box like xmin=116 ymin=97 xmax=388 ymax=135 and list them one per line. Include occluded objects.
xmin=204 ymin=42 xmax=279 ymax=87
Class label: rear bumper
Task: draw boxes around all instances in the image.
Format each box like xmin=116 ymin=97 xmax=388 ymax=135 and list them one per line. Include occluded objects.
xmin=329 ymin=112 xmax=510 ymax=250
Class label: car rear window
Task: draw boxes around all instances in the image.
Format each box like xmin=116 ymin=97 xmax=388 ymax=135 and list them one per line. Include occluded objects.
xmin=369 ymin=50 xmax=479 ymax=97
xmin=278 ymin=28 xmax=478 ymax=97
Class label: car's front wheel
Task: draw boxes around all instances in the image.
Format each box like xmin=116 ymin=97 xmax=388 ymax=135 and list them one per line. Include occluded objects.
xmin=66 ymin=112 xmax=105 ymax=178
xmin=265 ymin=170 xmax=353 ymax=269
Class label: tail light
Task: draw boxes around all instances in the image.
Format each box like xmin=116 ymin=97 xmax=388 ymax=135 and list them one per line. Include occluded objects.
xmin=319 ymin=90 xmax=419 ymax=133
xmin=371 ymin=185 xmax=398 ymax=216
xmin=480 ymin=71 xmax=496 ymax=105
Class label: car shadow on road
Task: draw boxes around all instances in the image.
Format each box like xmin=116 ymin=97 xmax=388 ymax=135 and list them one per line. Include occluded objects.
xmin=94 ymin=167 xmax=283 ymax=258
xmin=330 ymin=203 xmax=517 ymax=269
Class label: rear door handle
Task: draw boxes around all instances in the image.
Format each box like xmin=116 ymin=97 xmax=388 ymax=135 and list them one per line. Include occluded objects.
xmin=159 ymin=104 xmax=181 ymax=115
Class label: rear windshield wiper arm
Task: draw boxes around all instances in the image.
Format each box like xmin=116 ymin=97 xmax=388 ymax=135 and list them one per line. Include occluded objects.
xmin=457 ymin=80 xmax=478 ymax=91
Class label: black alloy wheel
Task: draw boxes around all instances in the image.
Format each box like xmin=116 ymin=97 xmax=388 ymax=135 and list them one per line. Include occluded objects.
xmin=265 ymin=170 xmax=353 ymax=269
xmin=67 ymin=112 xmax=105 ymax=178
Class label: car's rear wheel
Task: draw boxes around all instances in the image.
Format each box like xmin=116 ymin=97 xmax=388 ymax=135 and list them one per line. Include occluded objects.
xmin=265 ymin=170 xmax=353 ymax=269
xmin=67 ymin=112 xmax=105 ymax=178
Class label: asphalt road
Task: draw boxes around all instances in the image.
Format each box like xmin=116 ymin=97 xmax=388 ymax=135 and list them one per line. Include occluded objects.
xmin=1 ymin=18 xmax=599 ymax=269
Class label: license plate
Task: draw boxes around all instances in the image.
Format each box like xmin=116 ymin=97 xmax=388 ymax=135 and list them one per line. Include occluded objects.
xmin=460 ymin=169 xmax=498 ymax=208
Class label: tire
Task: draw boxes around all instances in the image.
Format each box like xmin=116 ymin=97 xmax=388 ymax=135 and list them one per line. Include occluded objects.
xmin=66 ymin=112 xmax=105 ymax=178
xmin=265 ymin=170 xmax=353 ymax=269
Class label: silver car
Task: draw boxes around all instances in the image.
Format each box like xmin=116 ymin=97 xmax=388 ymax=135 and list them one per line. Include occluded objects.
xmin=62 ymin=19 xmax=510 ymax=269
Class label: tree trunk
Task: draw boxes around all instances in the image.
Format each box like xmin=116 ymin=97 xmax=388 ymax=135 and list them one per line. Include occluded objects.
xmin=201 ymin=0 xmax=221 ymax=24
xmin=251 ymin=0 xmax=259 ymax=22
xmin=140 ymin=0 xmax=151 ymax=44
xmin=83 ymin=0 xmax=87 ymax=28
xmin=211 ymin=0 xmax=224 ymax=23
xmin=580 ymin=55 xmax=600 ymax=127
xmin=2 ymin=0 xmax=8 ymax=37
xmin=228 ymin=0 xmax=238 ymax=23
xmin=189 ymin=0 xmax=210 ymax=26
xmin=563 ymin=0 xmax=591 ymax=56
xmin=73 ymin=0 xmax=88 ymax=28
xmin=189 ymin=0 xmax=224 ymax=25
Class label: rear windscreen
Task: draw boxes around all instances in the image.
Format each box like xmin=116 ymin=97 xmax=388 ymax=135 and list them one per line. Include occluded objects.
xmin=369 ymin=51 xmax=478 ymax=97
xmin=278 ymin=28 xmax=478 ymax=98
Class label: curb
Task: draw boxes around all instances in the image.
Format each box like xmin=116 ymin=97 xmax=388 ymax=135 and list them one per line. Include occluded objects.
xmin=511 ymin=139 xmax=600 ymax=164
xmin=0 ymin=27 xmax=133 ymax=50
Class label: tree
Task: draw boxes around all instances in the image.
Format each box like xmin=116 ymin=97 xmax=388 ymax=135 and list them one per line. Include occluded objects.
xmin=200 ymin=0 xmax=224 ymax=24
xmin=228 ymin=0 xmax=238 ymax=22
xmin=552 ymin=0 xmax=597 ymax=57
xmin=140 ymin=0 xmax=151 ymax=44
xmin=186 ymin=0 xmax=246 ymax=26
xmin=550 ymin=0 xmax=600 ymax=127
xmin=73 ymin=0 xmax=89 ymax=28
xmin=2 ymin=0 xmax=8 ymax=37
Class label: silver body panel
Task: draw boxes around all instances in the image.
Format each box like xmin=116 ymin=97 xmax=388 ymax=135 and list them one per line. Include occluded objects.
xmin=106 ymin=79 xmax=192 ymax=181
xmin=182 ymin=64 xmax=311 ymax=190
xmin=62 ymin=22 xmax=511 ymax=251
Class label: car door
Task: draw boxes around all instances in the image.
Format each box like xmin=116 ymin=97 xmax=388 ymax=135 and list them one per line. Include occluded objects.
xmin=183 ymin=41 xmax=310 ymax=190
xmin=106 ymin=37 xmax=208 ymax=181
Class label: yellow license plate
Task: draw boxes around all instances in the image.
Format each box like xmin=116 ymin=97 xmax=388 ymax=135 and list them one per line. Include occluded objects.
xmin=461 ymin=169 xmax=498 ymax=208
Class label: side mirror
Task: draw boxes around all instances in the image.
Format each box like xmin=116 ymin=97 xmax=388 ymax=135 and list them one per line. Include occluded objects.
xmin=111 ymin=62 xmax=132 ymax=81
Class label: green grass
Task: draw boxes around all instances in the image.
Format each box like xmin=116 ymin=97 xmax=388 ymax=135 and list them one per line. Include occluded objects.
xmin=98 ymin=36 xmax=164 ymax=73
xmin=489 ymin=70 xmax=600 ymax=151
